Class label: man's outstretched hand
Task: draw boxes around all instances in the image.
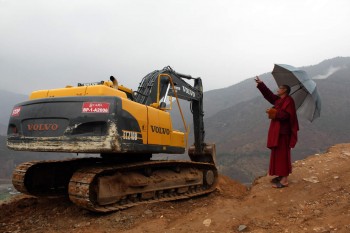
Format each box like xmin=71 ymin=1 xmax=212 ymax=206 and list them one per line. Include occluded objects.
xmin=255 ymin=76 xmax=263 ymax=85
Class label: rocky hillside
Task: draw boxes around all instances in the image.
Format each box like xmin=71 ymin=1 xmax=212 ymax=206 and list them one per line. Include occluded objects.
xmin=1 ymin=143 xmax=349 ymax=233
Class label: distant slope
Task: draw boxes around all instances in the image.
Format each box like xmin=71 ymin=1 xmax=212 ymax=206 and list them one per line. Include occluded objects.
xmin=0 ymin=135 xmax=75 ymax=179
xmin=171 ymin=72 xmax=274 ymax=130
xmin=203 ymin=72 xmax=273 ymax=119
xmin=0 ymin=123 xmax=6 ymax=136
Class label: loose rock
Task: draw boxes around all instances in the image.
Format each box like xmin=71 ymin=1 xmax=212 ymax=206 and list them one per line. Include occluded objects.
xmin=144 ymin=209 xmax=153 ymax=215
xmin=313 ymin=226 xmax=328 ymax=232
xmin=238 ymin=224 xmax=247 ymax=232
xmin=303 ymin=176 xmax=320 ymax=183
xmin=203 ymin=218 xmax=211 ymax=227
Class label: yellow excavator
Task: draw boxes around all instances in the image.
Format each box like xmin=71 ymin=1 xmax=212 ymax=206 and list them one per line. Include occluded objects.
xmin=7 ymin=66 xmax=217 ymax=212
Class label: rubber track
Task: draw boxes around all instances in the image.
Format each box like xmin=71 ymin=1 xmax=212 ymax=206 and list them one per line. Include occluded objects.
xmin=69 ymin=160 xmax=218 ymax=213
xmin=12 ymin=157 xmax=102 ymax=196
xmin=12 ymin=161 xmax=36 ymax=194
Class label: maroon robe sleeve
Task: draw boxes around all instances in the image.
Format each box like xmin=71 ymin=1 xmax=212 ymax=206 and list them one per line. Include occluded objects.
xmin=257 ymin=82 xmax=279 ymax=105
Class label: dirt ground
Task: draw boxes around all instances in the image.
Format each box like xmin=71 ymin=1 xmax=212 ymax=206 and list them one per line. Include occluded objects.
xmin=1 ymin=143 xmax=350 ymax=233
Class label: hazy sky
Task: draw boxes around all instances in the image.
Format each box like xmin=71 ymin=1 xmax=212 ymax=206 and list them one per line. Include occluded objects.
xmin=1 ymin=0 xmax=349 ymax=94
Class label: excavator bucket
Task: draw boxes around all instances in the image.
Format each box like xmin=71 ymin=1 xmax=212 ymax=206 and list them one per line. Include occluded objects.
xmin=188 ymin=143 xmax=216 ymax=166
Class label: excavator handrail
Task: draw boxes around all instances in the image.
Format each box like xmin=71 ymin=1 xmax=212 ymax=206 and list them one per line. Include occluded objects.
xmin=156 ymin=73 xmax=189 ymax=148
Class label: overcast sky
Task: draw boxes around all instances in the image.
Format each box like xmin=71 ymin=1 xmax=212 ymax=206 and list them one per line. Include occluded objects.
xmin=1 ymin=0 xmax=349 ymax=94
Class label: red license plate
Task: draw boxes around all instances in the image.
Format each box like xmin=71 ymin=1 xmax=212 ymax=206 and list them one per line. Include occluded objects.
xmin=82 ymin=102 xmax=110 ymax=113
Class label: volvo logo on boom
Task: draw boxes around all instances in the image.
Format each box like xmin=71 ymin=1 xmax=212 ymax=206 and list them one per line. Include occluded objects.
xmin=150 ymin=125 xmax=170 ymax=135
xmin=27 ymin=123 xmax=59 ymax=131
xmin=182 ymin=86 xmax=196 ymax=98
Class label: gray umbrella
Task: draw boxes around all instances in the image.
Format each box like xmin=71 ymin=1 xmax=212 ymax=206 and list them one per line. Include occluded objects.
xmin=272 ymin=64 xmax=321 ymax=122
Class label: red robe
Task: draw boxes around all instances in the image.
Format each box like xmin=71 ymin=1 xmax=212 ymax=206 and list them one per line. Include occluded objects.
xmin=257 ymin=82 xmax=299 ymax=176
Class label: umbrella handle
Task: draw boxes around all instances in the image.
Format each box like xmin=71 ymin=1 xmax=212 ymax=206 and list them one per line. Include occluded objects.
xmin=290 ymin=84 xmax=303 ymax=96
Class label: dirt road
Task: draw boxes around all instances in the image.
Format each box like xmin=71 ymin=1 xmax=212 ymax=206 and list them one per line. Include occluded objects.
xmin=1 ymin=143 xmax=350 ymax=233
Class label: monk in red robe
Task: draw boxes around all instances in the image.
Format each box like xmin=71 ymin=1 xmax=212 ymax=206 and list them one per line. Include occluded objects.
xmin=255 ymin=76 xmax=299 ymax=188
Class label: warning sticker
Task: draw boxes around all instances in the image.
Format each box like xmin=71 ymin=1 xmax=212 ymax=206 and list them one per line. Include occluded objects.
xmin=82 ymin=102 xmax=110 ymax=113
xmin=11 ymin=107 xmax=21 ymax=117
